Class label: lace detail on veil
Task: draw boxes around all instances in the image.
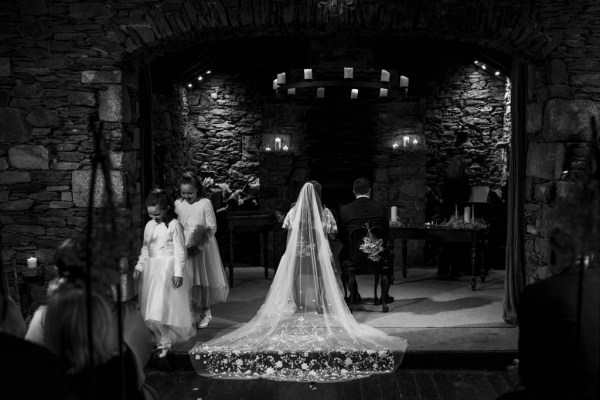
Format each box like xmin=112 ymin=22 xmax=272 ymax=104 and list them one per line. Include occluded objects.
xmin=190 ymin=182 xmax=407 ymax=381
xmin=296 ymin=238 xmax=316 ymax=257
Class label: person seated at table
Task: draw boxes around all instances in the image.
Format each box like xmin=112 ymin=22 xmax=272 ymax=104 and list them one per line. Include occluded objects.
xmin=438 ymin=155 xmax=471 ymax=278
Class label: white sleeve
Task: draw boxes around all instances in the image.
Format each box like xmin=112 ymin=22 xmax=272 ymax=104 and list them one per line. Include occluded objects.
xmin=204 ymin=200 xmax=218 ymax=236
xmin=171 ymin=221 xmax=187 ymax=277
xmin=174 ymin=199 xmax=181 ymax=217
xmin=24 ymin=306 xmax=47 ymax=345
xmin=323 ymin=208 xmax=338 ymax=233
xmin=282 ymin=206 xmax=295 ymax=230
xmin=135 ymin=222 xmax=151 ymax=272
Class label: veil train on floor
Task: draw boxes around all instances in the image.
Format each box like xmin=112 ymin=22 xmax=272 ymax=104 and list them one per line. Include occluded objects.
xmin=189 ymin=182 xmax=407 ymax=381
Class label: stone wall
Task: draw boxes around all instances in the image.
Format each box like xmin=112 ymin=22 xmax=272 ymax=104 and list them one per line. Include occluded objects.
xmin=420 ymin=62 xmax=510 ymax=191
xmin=151 ymin=88 xmax=191 ymax=195
xmin=184 ymin=73 xmax=262 ymax=190
xmin=1 ymin=0 xmax=599 ymax=301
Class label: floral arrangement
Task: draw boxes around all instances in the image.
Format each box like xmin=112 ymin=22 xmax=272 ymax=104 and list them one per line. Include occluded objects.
xmin=438 ymin=215 xmax=489 ymax=230
xmin=275 ymin=210 xmax=286 ymax=224
xmin=359 ymin=222 xmax=384 ymax=262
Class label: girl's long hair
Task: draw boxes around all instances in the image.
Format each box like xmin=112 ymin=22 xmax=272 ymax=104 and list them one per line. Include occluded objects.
xmin=44 ymin=286 xmax=118 ymax=373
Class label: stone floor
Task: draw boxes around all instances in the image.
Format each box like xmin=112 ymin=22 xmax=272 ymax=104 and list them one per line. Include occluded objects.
xmin=146 ymin=368 xmax=521 ymax=400
xmin=174 ymin=266 xmax=518 ymax=363
xmin=145 ymin=266 xmax=521 ymax=399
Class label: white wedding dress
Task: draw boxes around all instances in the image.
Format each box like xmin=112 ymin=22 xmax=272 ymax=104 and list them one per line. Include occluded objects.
xmin=189 ymin=183 xmax=407 ymax=381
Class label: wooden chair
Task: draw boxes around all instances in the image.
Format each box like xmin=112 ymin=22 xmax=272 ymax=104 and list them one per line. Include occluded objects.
xmin=1 ymin=256 xmax=20 ymax=307
xmin=343 ymin=226 xmax=392 ymax=312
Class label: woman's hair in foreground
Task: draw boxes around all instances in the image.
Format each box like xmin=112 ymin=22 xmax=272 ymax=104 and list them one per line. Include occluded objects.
xmin=54 ymin=235 xmax=119 ymax=297
xmin=178 ymin=171 xmax=207 ymax=198
xmin=146 ymin=187 xmax=176 ymax=224
xmin=44 ymin=285 xmax=118 ymax=373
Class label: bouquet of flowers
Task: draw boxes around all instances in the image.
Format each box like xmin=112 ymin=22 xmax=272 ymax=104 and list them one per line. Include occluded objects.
xmin=359 ymin=222 xmax=385 ymax=262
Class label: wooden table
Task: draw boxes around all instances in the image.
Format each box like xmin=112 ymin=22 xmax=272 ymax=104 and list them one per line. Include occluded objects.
xmin=225 ymin=212 xmax=280 ymax=288
xmin=390 ymin=225 xmax=489 ymax=290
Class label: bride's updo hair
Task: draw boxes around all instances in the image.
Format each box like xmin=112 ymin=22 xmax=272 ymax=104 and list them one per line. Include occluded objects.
xmin=306 ymin=180 xmax=322 ymax=201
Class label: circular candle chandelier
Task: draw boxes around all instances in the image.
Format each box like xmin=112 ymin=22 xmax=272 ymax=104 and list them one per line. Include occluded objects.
xmin=319 ymin=0 xmax=357 ymax=16
xmin=272 ymin=67 xmax=409 ymax=100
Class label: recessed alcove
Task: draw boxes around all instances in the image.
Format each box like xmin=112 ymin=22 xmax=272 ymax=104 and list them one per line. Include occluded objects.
xmin=146 ymin=36 xmax=510 ymax=265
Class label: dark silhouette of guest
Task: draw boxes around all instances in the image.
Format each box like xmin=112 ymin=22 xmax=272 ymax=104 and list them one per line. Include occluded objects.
xmin=25 ymin=236 xmax=157 ymax=398
xmin=498 ymin=254 xmax=600 ymax=400
xmin=44 ymin=286 xmax=146 ymax=400
xmin=438 ymin=155 xmax=471 ymax=277
xmin=1 ymin=284 xmax=80 ymax=400
xmin=517 ymin=265 xmax=599 ymax=400
xmin=440 ymin=155 xmax=471 ymax=219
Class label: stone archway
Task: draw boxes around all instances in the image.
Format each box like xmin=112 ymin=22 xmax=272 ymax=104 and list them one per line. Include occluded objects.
xmin=5 ymin=0 xmax=592 ymax=285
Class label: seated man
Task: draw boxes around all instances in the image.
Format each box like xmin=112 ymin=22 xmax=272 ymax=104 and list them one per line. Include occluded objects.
xmin=339 ymin=177 xmax=393 ymax=303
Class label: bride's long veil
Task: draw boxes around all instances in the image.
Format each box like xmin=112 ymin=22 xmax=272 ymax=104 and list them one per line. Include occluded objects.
xmin=190 ymin=183 xmax=407 ymax=381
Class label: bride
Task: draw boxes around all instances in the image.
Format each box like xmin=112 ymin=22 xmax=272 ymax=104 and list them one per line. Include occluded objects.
xmin=189 ymin=182 xmax=408 ymax=381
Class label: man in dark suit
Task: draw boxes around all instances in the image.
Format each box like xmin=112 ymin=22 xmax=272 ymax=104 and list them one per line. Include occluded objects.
xmin=339 ymin=178 xmax=391 ymax=303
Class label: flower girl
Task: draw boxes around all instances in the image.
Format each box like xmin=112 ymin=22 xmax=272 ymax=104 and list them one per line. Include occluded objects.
xmin=175 ymin=172 xmax=229 ymax=329
xmin=134 ymin=189 xmax=195 ymax=357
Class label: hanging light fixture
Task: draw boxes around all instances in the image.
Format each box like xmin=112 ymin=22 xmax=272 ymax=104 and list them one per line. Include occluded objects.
xmin=272 ymin=68 xmax=409 ymax=100
xmin=319 ymin=0 xmax=357 ymax=16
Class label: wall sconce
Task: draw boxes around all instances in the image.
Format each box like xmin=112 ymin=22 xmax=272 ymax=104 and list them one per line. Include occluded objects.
xmin=392 ymin=132 xmax=425 ymax=152
xmin=263 ymin=133 xmax=292 ymax=153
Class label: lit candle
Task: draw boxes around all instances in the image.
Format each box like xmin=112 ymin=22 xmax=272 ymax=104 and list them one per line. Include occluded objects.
xmin=287 ymin=88 xmax=296 ymax=95
xmin=464 ymin=206 xmax=471 ymax=223
xmin=350 ymin=89 xmax=358 ymax=99
xmin=403 ymin=136 xmax=409 ymax=147
xmin=277 ymin=72 xmax=286 ymax=84
xmin=391 ymin=206 xmax=398 ymax=222
xmin=399 ymin=75 xmax=409 ymax=88
xmin=272 ymin=79 xmax=278 ymax=90
xmin=27 ymin=256 xmax=37 ymax=269
xmin=344 ymin=67 xmax=353 ymax=79
xmin=282 ymin=145 xmax=289 ymax=151
xmin=381 ymin=69 xmax=390 ymax=82
xmin=379 ymin=88 xmax=388 ymax=97
xmin=275 ymin=137 xmax=282 ymax=151
xmin=304 ymin=68 xmax=313 ymax=80
xmin=316 ymin=87 xmax=325 ymax=98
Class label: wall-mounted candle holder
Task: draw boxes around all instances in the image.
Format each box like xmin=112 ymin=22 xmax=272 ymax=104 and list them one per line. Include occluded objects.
xmin=392 ymin=132 xmax=425 ymax=152
xmin=263 ymin=133 xmax=292 ymax=153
